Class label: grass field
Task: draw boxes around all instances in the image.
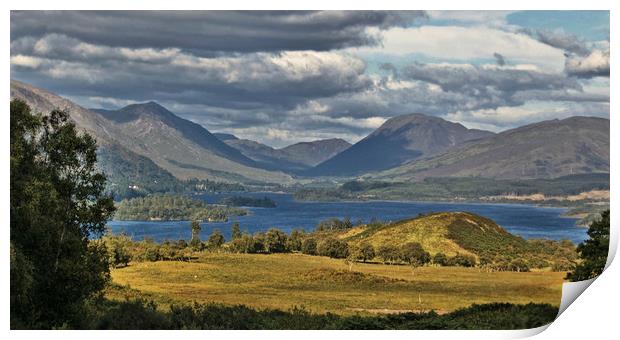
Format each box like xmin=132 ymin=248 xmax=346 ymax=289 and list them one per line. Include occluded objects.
xmin=110 ymin=252 xmax=565 ymax=315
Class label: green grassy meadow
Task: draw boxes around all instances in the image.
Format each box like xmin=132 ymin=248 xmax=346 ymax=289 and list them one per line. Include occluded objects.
xmin=110 ymin=252 xmax=565 ymax=315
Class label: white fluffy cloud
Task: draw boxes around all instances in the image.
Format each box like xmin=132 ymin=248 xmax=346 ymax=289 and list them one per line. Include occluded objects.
xmin=351 ymin=26 xmax=566 ymax=71
xmin=565 ymin=48 xmax=610 ymax=78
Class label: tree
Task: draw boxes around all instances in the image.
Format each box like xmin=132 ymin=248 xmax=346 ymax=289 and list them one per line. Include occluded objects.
xmin=103 ymin=232 xmax=132 ymax=268
xmin=301 ymin=238 xmax=318 ymax=255
xmin=567 ymin=210 xmax=610 ymax=281
xmin=448 ymin=253 xmax=477 ymax=267
xmin=231 ymin=222 xmax=242 ymax=240
xmin=358 ymin=242 xmax=375 ymax=262
xmin=433 ymin=252 xmax=448 ymax=266
xmin=264 ymin=228 xmax=289 ymax=253
xmin=287 ymin=229 xmax=304 ymax=252
xmin=190 ymin=220 xmax=202 ymax=249
xmin=10 ymin=100 xmax=115 ymax=328
xmin=399 ymin=242 xmax=430 ymax=274
xmin=317 ymin=238 xmax=349 ymax=258
xmin=377 ymin=245 xmax=399 ymax=264
xmin=207 ymin=229 xmax=225 ymax=249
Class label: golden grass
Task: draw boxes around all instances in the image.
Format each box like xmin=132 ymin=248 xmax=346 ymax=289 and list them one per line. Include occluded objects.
xmin=110 ymin=252 xmax=565 ymax=315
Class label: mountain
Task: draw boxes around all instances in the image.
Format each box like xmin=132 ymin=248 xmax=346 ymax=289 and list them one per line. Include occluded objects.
xmin=10 ymin=80 xmax=292 ymax=184
xmin=214 ymin=134 xmax=351 ymax=172
xmin=279 ymin=138 xmax=351 ymax=167
xmin=307 ymin=113 xmax=494 ymax=176
xmin=375 ymin=116 xmax=610 ymax=181
xmin=212 ymin=133 xmax=239 ymax=141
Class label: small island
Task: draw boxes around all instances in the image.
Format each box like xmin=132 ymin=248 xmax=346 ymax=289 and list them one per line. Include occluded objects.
xmin=114 ymin=194 xmax=247 ymax=221
xmin=219 ymin=196 xmax=277 ymax=208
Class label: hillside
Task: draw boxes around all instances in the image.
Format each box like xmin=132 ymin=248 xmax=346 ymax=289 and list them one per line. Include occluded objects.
xmin=11 ymin=80 xmax=292 ymax=184
xmin=279 ymin=138 xmax=351 ymax=167
xmin=307 ymin=113 xmax=493 ymax=176
xmin=216 ymin=134 xmax=351 ymax=172
xmin=335 ymin=212 xmax=575 ymax=268
xmin=375 ymin=116 xmax=609 ymax=180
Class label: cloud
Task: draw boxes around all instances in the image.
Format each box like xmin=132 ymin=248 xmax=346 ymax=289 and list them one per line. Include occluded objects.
xmin=493 ymin=53 xmax=506 ymax=66
xmin=351 ymin=25 xmax=566 ymax=71
xmin=400 ymin=62 xmax=583 ymax=105
xmin=10 ymin=11 xmax=609 ymax=146
xmin=565 ymin=48 xmax=610 ymax=78
xmin=11 ymin=34 xmax=373 ymax=109
xmin=11 ymin=11 xmax=427 ymax=54
xmin=521 ymin=29 xmax=590 ymax=56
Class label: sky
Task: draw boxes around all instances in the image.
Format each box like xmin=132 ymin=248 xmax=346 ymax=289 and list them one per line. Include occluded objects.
xmin=10 ymin=10 xmax=610 ymax=148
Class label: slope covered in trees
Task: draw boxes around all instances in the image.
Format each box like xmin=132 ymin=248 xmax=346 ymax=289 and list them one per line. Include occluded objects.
xmin=114 ymin=194 xmax=247 ymax=222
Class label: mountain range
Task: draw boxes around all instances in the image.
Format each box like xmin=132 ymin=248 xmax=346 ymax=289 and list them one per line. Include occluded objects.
xmin=373 ymin=116 xmax=609 ymax=181
xmin=214 ymin=134 xmax=351 ymax=173
xmin=307 ymin=113 xmax=494 ymax=176
xmin=11 ymin=80 xmax=610 ymax=188
xmin=11 ymin=80 xmax=292 ymax=185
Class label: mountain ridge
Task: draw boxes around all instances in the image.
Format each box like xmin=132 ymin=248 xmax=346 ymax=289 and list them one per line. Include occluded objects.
xmin=10 ymin=80 xmax=292 ymax=184
xmin=374 ymin=115 xmax=610 ymax=180
xmin=307 ymin=113 xmax=494 ymax=176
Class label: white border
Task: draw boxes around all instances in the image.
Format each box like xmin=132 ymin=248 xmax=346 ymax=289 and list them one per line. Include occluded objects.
xmin=3 ymin=1 xmax=616 ymax=339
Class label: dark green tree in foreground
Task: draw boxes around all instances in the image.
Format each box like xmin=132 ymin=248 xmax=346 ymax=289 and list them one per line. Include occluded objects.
xmin=10 ymin=100 xmax=115 ymax=328
xmin=567 ymin=210 xmax=610 ymax=282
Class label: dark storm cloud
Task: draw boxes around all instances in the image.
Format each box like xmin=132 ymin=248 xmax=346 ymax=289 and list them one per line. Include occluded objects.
xmin=10 ymin=10 xmax=427 ymax=54
xmin=520 ymin=29 xmax=590 ymax=56
xmin=493 ymin=52 xmax=506 ymax=66
xmin=400 ymin=62 xmax=584 ymax=106
xmin=516 ymin=28 xmax=609 ymax=79
xmin=11 ymin=37 xmax=374 ymax=110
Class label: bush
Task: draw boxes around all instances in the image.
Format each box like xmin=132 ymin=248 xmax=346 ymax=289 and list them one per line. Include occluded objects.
xmin=447 ymin=254 xmax=476 ymax=267
xmin=507 ymin=259 xmax=530 ymax=272
xmin=377 ymin=245 xmax=399 ymax=264
xmin=264 ymin=228 xmax=289 ymax=253
xmin=286 ymin=229 xmax=304 ymax=252
xmin=301 ymin=238 xmax=318 ymax=255
xmin=357 ymin=243 xmax=375 ymax=262
xmin=399 ymin=242 xmax=430 ymax=267
xmin=206 ymin=229 xmax=225 ymax=249
xmin=317 ymin=238 xmax=349 ymax=259
xmin=432 ymin=252 xmax=448 ymax=266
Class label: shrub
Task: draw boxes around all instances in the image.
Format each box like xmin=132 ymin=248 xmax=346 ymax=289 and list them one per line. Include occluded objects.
xmin=206 ymin=229 xmax=225 ymax=249
xmin=301 ymin=238 xmax=318 ymax=255
xmin=399 ymin=242 xmax=430 ymax=267
xmin=377 ymin=245 xmax=399 ymax=264
xmin=432 ymin=252 xmax=448 ymax=266
xmin=264 ymin=228 xmax=289 ymax=253
xmin=317 ymin=238 xmax=349 ymax=259
xmin=447 ymin=253 xmax=476 ymax=267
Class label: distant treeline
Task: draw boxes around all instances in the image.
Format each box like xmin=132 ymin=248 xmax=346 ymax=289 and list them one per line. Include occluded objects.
xmin=294 ymin=174 xmax=610 ymax=202
xmin=104 ymin=216 xmax=577 ymax=273
xmin=219 ymin=196 xmax=277 ymax=208
xmin=113 ymin=194 xmax=247 ymax=222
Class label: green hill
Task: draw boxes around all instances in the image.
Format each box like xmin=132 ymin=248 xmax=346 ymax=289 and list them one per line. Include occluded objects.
xmin=338 ymin=212 xmax=576 ymax=269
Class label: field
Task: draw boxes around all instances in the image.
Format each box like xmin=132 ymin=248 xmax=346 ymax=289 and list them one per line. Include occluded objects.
xmin=110 ymin=252 xmax=565 ymax=315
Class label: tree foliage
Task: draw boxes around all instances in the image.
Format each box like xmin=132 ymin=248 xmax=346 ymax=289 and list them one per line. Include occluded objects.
xmin=10 ymin=100 xmax=116 ymax=328
xmin=567 ymin=210 xmax=610 ymax=281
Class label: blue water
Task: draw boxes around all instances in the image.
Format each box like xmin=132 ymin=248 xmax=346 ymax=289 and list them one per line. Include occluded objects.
xmin=106 ymin=192 xmax=587 ymax=244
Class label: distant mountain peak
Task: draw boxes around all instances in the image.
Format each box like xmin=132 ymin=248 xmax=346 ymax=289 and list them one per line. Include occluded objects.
xmin=308 ymin=113 xmax=494 ymax=176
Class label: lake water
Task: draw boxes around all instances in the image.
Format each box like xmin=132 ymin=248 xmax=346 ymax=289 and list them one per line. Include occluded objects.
xmin=106 ymin=192 xmax=587 ymax=244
